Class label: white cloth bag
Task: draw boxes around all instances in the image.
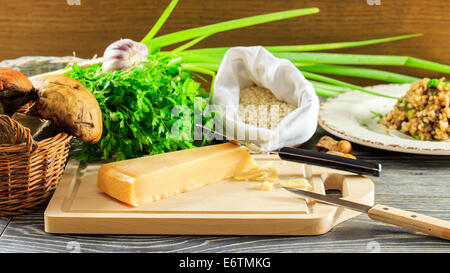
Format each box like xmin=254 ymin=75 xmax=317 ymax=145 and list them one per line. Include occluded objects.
xmin=212 ymin=46 xmax=319 ymax=150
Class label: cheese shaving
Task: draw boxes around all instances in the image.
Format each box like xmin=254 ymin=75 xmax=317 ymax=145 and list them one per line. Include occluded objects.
xmin=251 ymin=181 xmax=274 ymax=191
xmin=232 ymin=166 xmax=278 ymax=182
xmin=279 ymin=178 xmax=313 ymax=190
xmin=233 ymin=165 xmax=313 ymax=192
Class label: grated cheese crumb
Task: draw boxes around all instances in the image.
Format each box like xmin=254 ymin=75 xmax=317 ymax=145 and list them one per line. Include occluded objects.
xmin=233 ymin=166 xmax=278 ymax=182
xmin=251 ymin=181 xmax=274 ymax=191
xmin=279 ymin=178 xmax=313 ymax=190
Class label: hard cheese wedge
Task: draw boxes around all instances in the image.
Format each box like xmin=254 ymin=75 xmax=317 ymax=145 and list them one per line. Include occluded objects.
xmin=97 ymin=143 xmax=258 ymax=206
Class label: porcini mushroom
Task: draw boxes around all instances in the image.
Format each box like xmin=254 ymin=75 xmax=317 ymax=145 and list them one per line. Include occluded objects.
xmin=0 ymin=67 xmax=37 ymax=115
xmin=31 ymin=75 xmax=102 ymax=144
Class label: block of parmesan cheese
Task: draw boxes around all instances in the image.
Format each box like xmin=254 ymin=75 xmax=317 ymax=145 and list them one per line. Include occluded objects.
xmin=97 ymin=143 xmax=258 ymax=206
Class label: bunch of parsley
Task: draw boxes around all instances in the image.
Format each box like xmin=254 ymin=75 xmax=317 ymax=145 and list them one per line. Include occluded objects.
xmin=66 ymin=52 xmax=214 ymax=162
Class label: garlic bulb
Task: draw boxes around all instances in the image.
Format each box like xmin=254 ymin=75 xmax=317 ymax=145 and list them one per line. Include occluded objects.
xmin=102 ymin=39 xmax=149 ymax=73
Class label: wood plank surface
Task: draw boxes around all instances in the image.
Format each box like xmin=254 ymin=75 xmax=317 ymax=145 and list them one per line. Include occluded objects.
xmin=0 ymin=216 xmax=10 ymax=237
xmin=0 ymin=1 xmax=449 ymax=251
xmin=0 ymin=0 xmax=449 ymax=86
xmin=0 ymin=127 xmax=449 ymax=253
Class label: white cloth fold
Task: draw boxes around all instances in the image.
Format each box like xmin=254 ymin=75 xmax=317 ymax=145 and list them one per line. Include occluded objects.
xmin=212 ymin=46 xmax=319 ymax=150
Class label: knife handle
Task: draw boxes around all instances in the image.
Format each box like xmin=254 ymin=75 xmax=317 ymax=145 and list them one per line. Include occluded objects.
xmin=278 ymin=147 xmax=381 ymax=177
xmin=368 ymin=204 xmax=450 ymax=241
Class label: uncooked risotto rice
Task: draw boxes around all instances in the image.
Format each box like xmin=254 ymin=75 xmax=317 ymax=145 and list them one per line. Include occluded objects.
xmin=380 ymin=78 xmax=449 ymax=141
xmin=238 ymin=85 xmax=297 ymax=130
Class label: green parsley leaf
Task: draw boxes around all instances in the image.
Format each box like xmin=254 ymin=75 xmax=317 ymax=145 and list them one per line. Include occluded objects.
xmin=428 ymin=78 xmax=439 ymax=88
xmin=66 ymin=52 xmax=215 ymax=163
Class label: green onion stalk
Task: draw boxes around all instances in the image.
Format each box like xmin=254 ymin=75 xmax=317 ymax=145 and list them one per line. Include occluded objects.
xmin=139 ymin=0 xmax=449 ymax=99
xmin=66 ymin=0 xmax=450 ymax=162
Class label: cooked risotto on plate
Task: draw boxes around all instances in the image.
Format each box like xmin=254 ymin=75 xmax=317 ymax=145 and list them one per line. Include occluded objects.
xmin=380 ymin=78 xmax=449 ymax=141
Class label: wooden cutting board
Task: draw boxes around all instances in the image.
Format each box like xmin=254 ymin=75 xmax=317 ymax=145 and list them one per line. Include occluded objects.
xmin=44 ymin=154 xmax=374 ymax=235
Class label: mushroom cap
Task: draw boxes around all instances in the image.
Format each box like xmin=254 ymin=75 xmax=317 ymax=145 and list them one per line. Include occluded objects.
xmin=0 ymin=67 xmax=36 ymax=115
xmin=0 ymin=67 xmax=34 ymax=97
xmin=32 ymin=75 xmax=103 ymax=144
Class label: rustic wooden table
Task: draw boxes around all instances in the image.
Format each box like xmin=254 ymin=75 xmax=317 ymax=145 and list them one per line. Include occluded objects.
xmin=0 ymin=127 xmax=449 ymax=253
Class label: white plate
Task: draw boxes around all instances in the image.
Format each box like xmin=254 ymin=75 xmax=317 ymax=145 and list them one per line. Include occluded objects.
xmin=318 ymin=83 xmax=450 ymax=155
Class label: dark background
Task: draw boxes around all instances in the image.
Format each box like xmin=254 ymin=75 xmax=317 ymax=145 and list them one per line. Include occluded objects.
xmin=0 ymin=0 xmax=449 ymax=85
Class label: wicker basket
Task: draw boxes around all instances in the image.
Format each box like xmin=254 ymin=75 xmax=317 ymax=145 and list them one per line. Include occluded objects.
xmin=0 ymin=56 xmax=81 ymax=215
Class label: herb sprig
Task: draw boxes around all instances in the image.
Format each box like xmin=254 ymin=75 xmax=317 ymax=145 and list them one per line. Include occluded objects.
xmin=66 ymin=52 xmax=214 ymax=162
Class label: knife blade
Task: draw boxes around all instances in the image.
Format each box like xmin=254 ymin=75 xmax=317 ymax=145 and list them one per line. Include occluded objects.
xmin=196 ymin=124 xmax=381 ymax=177
xmin=197 ymin=124 xmax=264 ymax=153
xmin=283 ymin=187 xmax=372 ymax=213
xmin=284 ymin=187 xmax=450 ymax=241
